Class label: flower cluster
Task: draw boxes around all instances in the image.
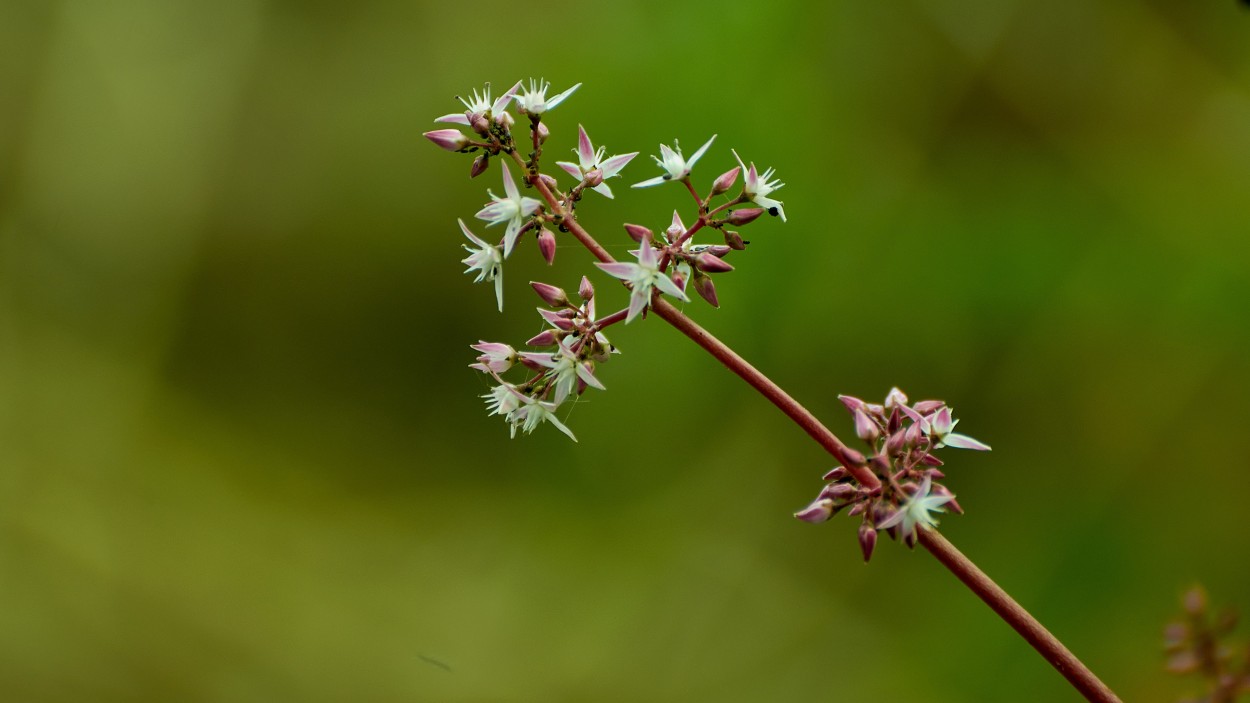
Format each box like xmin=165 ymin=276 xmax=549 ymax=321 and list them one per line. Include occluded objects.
xmin=794 ymin=387 xmax=990 ymax=559
xmin=1163 ymin=585 xmax=1250 ymax=702
xmin=470 ymin=277 xmax=619 ymax=441
xmin=426 ymin=78 xmax=789 ymax=440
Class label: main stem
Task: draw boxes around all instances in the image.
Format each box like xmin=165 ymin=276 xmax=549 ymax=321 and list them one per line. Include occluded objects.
xmin=513 ymin=152 xmax=1122 ymax=703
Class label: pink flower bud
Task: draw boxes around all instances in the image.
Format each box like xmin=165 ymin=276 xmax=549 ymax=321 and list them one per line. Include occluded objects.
xmin=493 ymin=110 xmax=514 ymax=129
xmin=469 ymin=112 xmax=490 ymax=136
xmin=695 ymin=252 xmax=734 ymax=274
xmin=711 ymin=166 xmax=740 ymax=195
xmin=693 ymin=274 xmax=719 ymax=307
xmin=858 ymin=523 xmax=878 ymax=562
xmin=794 ymin=498 xmax=835 ymax=524
xmin=537 ymin=229 xmax=557 ymax=265
xmin=846 ymin=501 xmax=868 ymax=517
xmin=424 ymin=129 xmax=470 ymax=152
xmin=920 ymin=453 xmax=944 ymax=466
xmin=583 ymin=168 xmax=604 ymax=187
xmin=538 ymin=308 xmax=575 ymax=330
xmin=869 ymin=454 xmax=891 ymax=474
xmin=727 ymin=208 xmax=764 ymax=225
xmin=842 ymin=448 xmax=866 ymax=466
xmin=535 ymin=121 xmax=550 ymax=144
xmin=578 ymin=276 xmax=594 ymax=301
xmin=723 ymin=230 xmax=747 ymax=250
xmin=531 ymin=281 xmax=569 ymax=308
xmin=526 ymin=329 xmax=559 ymax=346
xmin=703 ymin=245 xmax=732 ymax=258
xmin=819 ymin=483 xmax=857 ymax=501
xmin=884 ymin=387 xmax=909 ymax=409
xmin=670 ymin=268 xmax=687 ymax=295
xmin=623 ymin=223 xmax=653 ymax=243
xmin=539 ymin=173 xmax=559 ymax=189
xmin=822 ymin=467 xmax=847 ymax=481
xmin=838 ymin=395 xmax=866 ymax=413
xmin=913 ymin=400 xmax=945 ymax=414
xmin=470 ymin=154 xmax=490 ymax=178
xmin=853 ymin=409 xmax=880 ymax=442
xmin=885 ymin=429 xmax=907 ymax=455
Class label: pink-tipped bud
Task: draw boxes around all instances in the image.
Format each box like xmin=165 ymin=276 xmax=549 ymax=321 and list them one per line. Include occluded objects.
xmin=1183 ymin=585 xmax=1208 ymax=616
xmin=583 ymin=169 xmax=604 ymax=188
xmin=794 ymin=498 xmax=835 ymax=524
xmin=913 ymin=400 xmax=945 ymax=414
xmin=819 ymin=483 xmax=857 ymax=501
xmin=886 ymin=429 xmax=907 ymax=455
xmin=927 ymin=468 xmax=946 ymax=479
xmin=711 ymin=166 xmax=740 ymax=195
xmin=695 ymin=252 xmax=734 ymax=274
xmin=424 ymin=129 xmax=470 ymax=152
xmin=670 ymin=268 xmax=687 ymax=295
xmin=838 ymin=394 xmax=866 ymax=413
xmin=846 ymin=501 xmax=868 ymax=517
xmin=869 ymin=454 xmax=891 ymax=474
xmin=693 ymin=273 xmax=719 ymax=307
xmin=470 ymin=154 xmax=490 ymax=178
xmin=578 ymin=276 xmax=594 ymax=301
xmin=535 ymin=121 xmax=550 ymax=144
xmin=822 ymin=467 xmax=847 ymax=481
xmin=920 ymin=453 xmax=944 ymax=466
xmin=930 ymin=483 xmax=962 ymax=514
xmin=724 ymin=230 xmax=747 ymax=250
xmin=884 ymin=386 xmax=909 ymax=409
xmin=494 ymin=110 xmax=514 ymax=129
xmin=887 ymin=406 xmax=901 ymax=434
xmin=469 ymin=112 xmax=491 ymax=136
xmin=703 ymin=245 xmax=732 ymax=258
xmin=526 ymin=329 xmax=559 ymax=347
xmin=853 ymin=409 xmax=880 ymax=443
xmin=531 ymin=281 xmax=569 ymax=308
xmin=727 ymin=208 xmax=764 ymax=226
xmin=537 ymin=229 xmax=557 ymax=265
xmin=537 ymin=308 xmax=575 ymax=331
xmin=858 ymin=523 xmax=878 ymax=562
xmin=539 ymin=173 xmax=559 ymax=190
xmin=623 ymin=223 xmax=653 ymax=243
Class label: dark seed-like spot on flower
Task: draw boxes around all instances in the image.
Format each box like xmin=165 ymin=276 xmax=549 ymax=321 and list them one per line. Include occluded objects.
xmin=662 ymin=174 xmax=671 ymax=180
xmin=768 ymin=207 xmax=778 ymax=216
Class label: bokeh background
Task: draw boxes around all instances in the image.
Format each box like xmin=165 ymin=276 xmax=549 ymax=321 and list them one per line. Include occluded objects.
xmin=3 ymin=0 xmax=1249 ymax=700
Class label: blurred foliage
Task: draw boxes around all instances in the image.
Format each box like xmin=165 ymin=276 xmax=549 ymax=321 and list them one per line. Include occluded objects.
xmin=2 ymin=0 xmax=1250 ymax=700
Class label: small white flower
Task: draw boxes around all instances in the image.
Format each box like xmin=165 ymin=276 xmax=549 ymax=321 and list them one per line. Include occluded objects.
xmin=435 ymin=81 xmax=521 ymax=125
xmin=459 ymin=219 xmax=504 ymax=311
xmin=876 ymin=476 xmax=952 ymax=537
xmin=927 ymin=407 xmax=992 ymax=451
xmin=732 ymin=150 xmax=787 ymax=222
xmin=556 ymin=125 xmax=638 ymax=199
xmin=483 ymin=383 xmax=523 ymax=418
xmin=474 ymin=162 xmax=541 ymax=258
xmin=632 ymin=135 xmax=717 ymax=188
xmin=470 ymin=341 xmax=516 ymax=373
xmin=512 ymin=78 xmax=581 ymax=116
xmin=510 ymin=396 xmax=577 ymax=442
xmin=522 ymin=337 xmax=605 ymax=404
xmin=595 ymin=244 xmax=690 ymax=323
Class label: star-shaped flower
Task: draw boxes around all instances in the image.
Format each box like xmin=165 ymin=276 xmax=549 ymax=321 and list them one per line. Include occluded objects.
xmin=512 ymin=78 xmax=581 ymax=116
xmin=510 ymin=396 xmax=577 ymax=442
xmin=632 ymin=135 xmax=717 ymax=188
xmin=732 ymin=150 xmax=787 ymax=222
xmin=459 ymin=219 xmax=504 ymax=311
xmin=474 ymin=163 xmax=541 ymax=258
xmin=927 ymin=406 xmax=992 ymax=451
xmin=435 ymin=81 xmax=521 ymax=125
xmin=556 ymin=125 xmax=638 ymax=199
xmin=594 ymin=243 xmax=690 ymax=322
xmin=521 ymin=336 xmax=605 ymax=404
xmin=876 ymin=476 xmax=953 ymax=538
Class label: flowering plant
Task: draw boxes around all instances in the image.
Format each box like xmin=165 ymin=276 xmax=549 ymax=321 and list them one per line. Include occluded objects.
xmin=425 ymin=78 xmax=1121 ymax=703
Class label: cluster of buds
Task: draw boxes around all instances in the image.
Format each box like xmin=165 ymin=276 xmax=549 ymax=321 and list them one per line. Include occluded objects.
xmin=1164 ymin=585 xmax=1250 ymax=703
xmin=425 ymin=78 xmax=787 ymax=439
xmin=471 ymin=277 xmax=617 ymax=442
xmin=794 ymin=387 xmax=991 ymax=560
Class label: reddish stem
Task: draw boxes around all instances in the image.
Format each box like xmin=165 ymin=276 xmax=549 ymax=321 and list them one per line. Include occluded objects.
xmin=509 ymin=150 xmax=1121 ymax=703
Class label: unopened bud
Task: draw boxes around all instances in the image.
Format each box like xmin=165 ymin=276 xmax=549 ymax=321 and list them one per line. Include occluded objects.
xmin=727 ymin=208 xmax=764 ymax=226
xmin=526 ymin=329 xmax=559 ymax=347
xmin=695 ymin=252 xmax=734 ymax=274
xmin=920 ymin=453 xmax=944 ymax=467
xmin=885 ymin=429 xmax=907 ymax=455
xmin=869 ymin=454 xmax=891 ymax=474
xmin=1183 ymin=585 xmax=1208 ymax=616
xmin=538 ymin=308 xmax=575 ymax=330
xmin=842 ymin=448 xmax=866 ymax=466
xmin=583 ymin=169 xmax=604 ymax=187
xmin=858 ymin=523 xmax=878 ymax=562
xmin=884 ymin=387 xmax=909 ymax=409
xmin=819 ymin=483 xmax=857 ymax=501
xmin=530 ymin=281 xmax=569 ymax=308
xmin=853 ymin=409 xmax=880 ymax=443
xmin=913 ymin=400 xmax=944 ymax=414
xmin=693 ymin=273 xmax=719 ymax=307
xmin=623 ymin=223 xmax=653 ymax=243
xmin=578 ymin=276 xmax=594 ymax=301
xmin=724 ymin=230 xmax=747 ymax=250
xmin=470 ymin=153 xmax=490 ymax=178
xmin=702 ymin=245 xmax=732 ymax=258
xmin=794 ymin=498 xmax=835 ymax=524
xmin=711 ymin=166 xmax=740 ymax=195
xmin=822 ymin=467 xmax=847 ymax=481
xmin=423 ymin=129 xmax=470 ymax=152
xmin=665 ymin=211 xmax=685 ymax=242
xmin=846 ymin=501 xmax=868 ymax=517
xmin=539 ymin=173 xmax=559 ymax=190
xmin=838 ymin=395 xmax=866 ymax=413
xmin=469 ymin=112 xmax=490 ymax=136
xmin=493 ymin=110 xmax=514 ymax=129
xmin=670 ymin=268 xmax=687 ymax=295
xmin=535 ymin=121 xmax=550 ymax=144
xmin=537 ymin=229 xmax=557 ymax=265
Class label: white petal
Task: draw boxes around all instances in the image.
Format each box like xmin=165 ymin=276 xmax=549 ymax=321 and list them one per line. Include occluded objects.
xmin=631 ymin=175 xmax=668 ymax=188
xmin=687 ymin=134 xmax=717 ymax=168
xmin=546 ymin=82 xmax=581 ymax=110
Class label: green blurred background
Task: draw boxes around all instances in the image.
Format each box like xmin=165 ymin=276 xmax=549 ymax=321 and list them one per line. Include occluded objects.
xmin=3 ymin=0 xmax=1249 ymax=700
